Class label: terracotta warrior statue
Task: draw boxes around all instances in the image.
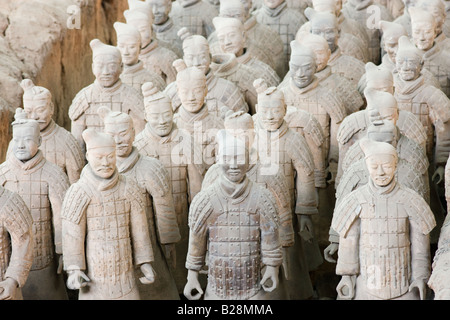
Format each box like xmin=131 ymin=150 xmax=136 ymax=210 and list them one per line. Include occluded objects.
xmin=0 ymin=110 xmax=70 ymax=300
xmin=173 ymin=61 xmax=224 ymax=169
xmin=252 ymin=79 xmax=321 ymax=300
xmin=341 ymin=0 xmax=394 ymax=64
xmin=409 ymin=6 xmax=450 ymax=98
xmin=280 ymin=41 xmax=347 ymax=183
xmin=68 ymin=38 xmax=146 ymax=155
xmin=146 ymin=0 xmax=184 ymax=57
xmin=332 ymin=139 xmax=435 ymax=300
xmin=417 ymin=0 xmax=450 ymax=51
xmin=134 ymin=82 xmax=205 ymax=293
xmin=294 ymin=31 xmax=364 ymax=115
xmin=212 ymin=16 xmax=280 ymax=88
xmin=0 ymin=186 xmax=33 ymax=300
xmin=19 ymin=79 xmax=84 ymax=185
xmin=299 ymin=7 xmax=369 ymax=64
xmin=98 ymin=106 xmax=180 ymax=300
xmin=114 ymin=21 xmax=166 ymax=94
xmin=253 ymin=0 xmax=307 ymax=74
xmin=124 ymin=9 xmax=178 ymax=85
xmin=164 ymin=28 xmax=248 ymax=118
xmin=207 ymin=0 xmax=281 ymax=75
xmin=184 ymin=132 xmax=283 ymax=300
xmin=61 ymin=129 xmax=155 ymax=300
xmin=170 ymin=0 xmax=218 ymax=38
xmin=357 ymin=20 xmax=441 ymax=95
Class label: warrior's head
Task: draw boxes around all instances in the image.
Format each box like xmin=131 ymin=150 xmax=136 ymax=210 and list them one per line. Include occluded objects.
xmin=360 ymin=138 xmax=398 ymax=188
xmin=20 ymin=79 xmax=54 ymax=131
xmin=296 ymin=32 xmax=331 ymax=72
xmin=378 ymin=20 xmax=408 ymax=64
xmin=305 ymin=7 xmax=340 ymax=53
xmin=174 ymin=60 xmax=208 ymax=113
xmin=365 ymin=62 xmax=394 ymax=94
xmin=83 ymin=128 xmax=117 ymax=179
xmin=98 ymin=106 xmax=135 ymax=158
xmin=146 ymin=0 xmax=172 ymax=25
xmin=213 ymin=16 xmax=246 ymax=58
xmin=254 ymin=78 xmax=286 ymax=132
xmin=142 ymin=81 xmax=174 ymax=137
xmin=11 ymin=108 xmax=41 ymax=162
xmin=410 ymin=6 xmax=437 ymax=51
xmin=124 ymin=8 xmax=153 ymax=49
xmin=365 ymin=87 xmax=399 ymax=126
xmin=178 ymin=28 xmax=211 ymax=75
xmin=114 ymin=22 xmax=141 ymax=67
xmin=216 ymin=130 xmax=249 ymax=184
xmin=396 ymin=35 xmax=424 ymax=82
xmin=289 ymin=41 xmax=317 ymax=89
xmin=417 ymin=0 xmax=446 ymax=36
xmin=90 ymin=39 xmax=123 ymax=88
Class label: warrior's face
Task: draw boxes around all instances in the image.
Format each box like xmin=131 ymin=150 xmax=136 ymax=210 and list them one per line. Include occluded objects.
xmin=290 ymin=55 xmax=317 ymax=89
xmin=104 ymin=122 xmax=135 ymax=158
xmin=148 ymin=0 xmax=172 ymax=25
xmin=12 ymin=125 xmax=41 ymax=162
xmin=396 ymin=55 xmax=423 ymax=81
xmin=86 ymin=147 xmax=117 ymax=179
xmin=309 ymin=44 xmax=331 ymax=72
xmin=264 ymin=0 xmax=284 ymax=9
xmin=366 ymin=153 xmax=397 ymax=187
xmin=92 ymin=54 xmax=122 ymax=88
xmin=183 ymin=43 xmax=211 ymax=75
xmin=127 ymin=19 xmax=153 ymax=48
xmin=411 ymin=22 xmax=436 ymax=51
xmin=257 ymin=99 xmax=286 ymax=132
xmin=217 ymin=26 xmax=246 ymax=57
xmin=146 ymin=101 xmax=174 ymax=137
xmin=117 ymin=35 xmax=141 ymax=66
xmin=24 ymin=99 xmax=53 ymax=131
xmin=218 ymin=146 xmax=249 ymax=183
xmin=311 ymin=19 xmax=339 ymax=53
xmin=178 ymin=82 xmax=207 ymax=113
xmin=384 ymin=40 xmax=399 ymax=63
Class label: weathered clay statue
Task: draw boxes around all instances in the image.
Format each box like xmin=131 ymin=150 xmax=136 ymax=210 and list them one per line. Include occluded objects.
xmin=394 ymin=35 xmax=450 ymax=176
xmin=357 ymin=20 xmax=441 ymax=95
xmin=164 ymin=28 xmax=248 ymax=118
xmin=146 ymin=0 xmax=184 ymax=57
xmin=299 ymin=7 xmax=369 ymax=63
xmin=417 ymin=0 xmax=450 ymax=51
xmin=61 ymin=129 xmax=155 ymax=300
xmin=252 ymin=79 xmax=320 ymax=300
xmin=98 ymin=106 xmax=180 ymax=300
xmin=253 ymin=0 xmax=307 ymax=73
xmin=20 ymin=79 xmax=85 ymax=184
xmin=341 ymin=0 xmax=393 ymax=64
xmin=209 ymin=53 xmax=260 ymax=114
xmin=114 ymin=21 xmax=166 ymax=94
xmin=295 ymin=31 xmax=364 ymax=115
xmin=124 ymin=9 xmax=178 ymax=85
xmin=207 ymin=0 xmax=281 ymax=75
xmin=68 ymin=38 xmax=146 ymax=155
xmin=298 ymin=8 xmax=366 ymax=86
xmin=173 ymin=61 xmax=224 ymax=169
xmin=170 ymin=0 xmax=218 ymax=38
xmin=311 ymin=0 xmax=370 ymax=52
xmin=280 ymin=41 xmax=347 ymax=182
xmin=134 ymin=82 xmax=205 ymax=293
xmin=212 ymin=16 xmax=280 ymax=88
xmin=184 ymin=132 xmax=283 ymax=300
xmin=337 ymin=69 xmax=428 ymax=187
xmin=332 ymin=139 xmax=435 ymax=300
xmin=0 ymin=109 xmax=70 ymax=300
xmin=409 ymin=6 xmax=450 ymax=98
xmin=0 ymin=186 xmax=33 ymax=300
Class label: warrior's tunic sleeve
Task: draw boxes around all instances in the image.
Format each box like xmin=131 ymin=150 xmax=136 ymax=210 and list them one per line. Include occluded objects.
xmin=2 ymin=191 xmax=34 ymax=287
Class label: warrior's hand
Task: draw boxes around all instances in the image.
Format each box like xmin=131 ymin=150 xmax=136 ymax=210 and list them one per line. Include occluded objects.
xmin=324 ymin=242 xmax=339 ymax=263
xmin=432 ymin=166 xmax=445 ymax=185
xmin=184 ymin=270 xmax=203 ymax=300
xmin=336 ymin=275 xmax=356 ymax=300
xmin=409 ymin=279 xmax=427 ymax=300
xmin=0 ymin=278 xmax=19 ymax=300
xmin=299 ymin=215 xmax=314 ymax=242
xmin=139 ymin=263 xmax=156 ymax=284
xmin=66 ymin=269 xmax=90 ymax=290
xmin=261 ymin=266 xmax=279 ymax=293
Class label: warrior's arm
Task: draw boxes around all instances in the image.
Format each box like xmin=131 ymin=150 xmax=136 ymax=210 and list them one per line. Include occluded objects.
xmin=409 ymin=218 xmax=431 ymax=283
xmin=70 ymin=118 xmax=87 ymax=156
xmin=336 ymin=219 xmax=361 ymax=276
xmin=185 ymin=223 xmax=208 ymax=272
xmin=259 ymin=194 xmax=283 ymax=268
xmin=48 ymin=172 xmax=70 ymax=255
